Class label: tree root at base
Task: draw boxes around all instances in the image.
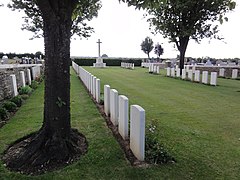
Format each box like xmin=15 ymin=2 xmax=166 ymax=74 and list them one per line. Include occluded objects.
xmin=2 ymin=128 xmax=88 ymax=175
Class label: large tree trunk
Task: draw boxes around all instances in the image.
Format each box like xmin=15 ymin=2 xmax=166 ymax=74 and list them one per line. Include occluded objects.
xmin=2 ymin=0 xmax=88 ymax=175
xmin=178 ymin=36 xmax=189 ymax=74
xmin=42 ymin=0 xmax=72 ymax=139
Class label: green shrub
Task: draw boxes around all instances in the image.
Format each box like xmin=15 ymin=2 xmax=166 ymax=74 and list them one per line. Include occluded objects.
xmin=3 ymin=101 xmax=17 ymax=113
xmin=19 ymin=85 xmax=33 ymax=95
xmin=0 ymin=107 xmax=9 ymax=120
xmin=35 ymin=75 xmax=44 ymax=82
xmin=10 ymin=96 xmax=23 ymax=107
xmin=30 ymin=80 xmax=38 ymax=89
xmin=145 ymin=121 xmax=175 ymax=164
xmin=20 ymin=94 xmax=29 ymax=100
xmin=100 ymin=94 xmax=104 ymax=105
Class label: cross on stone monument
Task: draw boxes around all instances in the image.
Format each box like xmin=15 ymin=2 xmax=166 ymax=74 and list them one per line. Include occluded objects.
xmin=96 ymin=39 xmax=102 ymax=57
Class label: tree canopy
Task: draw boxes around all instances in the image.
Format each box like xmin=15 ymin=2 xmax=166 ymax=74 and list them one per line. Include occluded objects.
xmin=141 ymin=36 xmax=154 ymax=59
xmin=8 ymin=0 xmax=101 ymax=39
xmin=154 ymin=43 xmax=164 ymax=59
xmin=120 ymin=0 xmax=236 ymax=70
xmin=146 ymin=0 xmax=236 ymax=44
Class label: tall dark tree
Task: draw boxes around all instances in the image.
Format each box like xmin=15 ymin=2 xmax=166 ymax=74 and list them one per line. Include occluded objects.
xmin=154 ymin=43 xmax=164 ymax=60
xmin=2 ymin=0 xmax=101 ymax=174
xmin=120 ymin=0 xmax=236 ymax=71
xmin=141 ymin=36 xmax=154 ymax=59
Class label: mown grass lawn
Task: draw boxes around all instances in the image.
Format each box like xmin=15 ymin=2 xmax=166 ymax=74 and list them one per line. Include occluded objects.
xmin=84 ymin=66 xmax=240 ymax=179
xmin=0 ymin=67 xmax=239 ymax=179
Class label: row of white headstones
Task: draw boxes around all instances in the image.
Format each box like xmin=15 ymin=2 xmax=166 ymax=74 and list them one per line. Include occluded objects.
xmin=184 ymin=65 xmax=239 ymax=79
xmin=148 ymin=65 xmax=239 ymax=86
xmin=9 ymin=66 xmax=41 ymax=97
xmin=166 ymin=67 xmax=218 ymax=86
xmin=121 ymin=62 xmax=135 ymax=70
xmin=72 ymin=61 xmax=145 ymax=161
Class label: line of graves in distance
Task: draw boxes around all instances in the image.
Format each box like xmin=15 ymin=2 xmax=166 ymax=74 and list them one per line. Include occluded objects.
xmin=72 ymin=61 xmax=145 ymax=161
xmin=121 ymin=62 xmax=135 ymax=70
xmin=1 ymin=56 xmax=44 ymax=65
xmin=143 ymin=63 xmax=239 ymax=86
xmin=0 ymin=65 xmax=42 ymax=124
xmin=3 ymin=65 xmax=42 ymax=97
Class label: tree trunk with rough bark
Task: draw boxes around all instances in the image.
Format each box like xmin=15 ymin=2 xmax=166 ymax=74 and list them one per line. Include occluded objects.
xmin=177 ymin=36 xmax=189 ymax=74
xmin=2 ymin=0 xmax=88 ymax=175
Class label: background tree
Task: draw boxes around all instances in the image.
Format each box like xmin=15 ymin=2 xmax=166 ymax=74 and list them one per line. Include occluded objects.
xmin=154 ymin=43 xmax=164 ymax=60
xmin=101 ymin=54 xmax=108 ymax=58
xmin=35 ymin=51 xmax=44 ymax=59
xmin=121 ymin=0 xmax=236 ymax=71
xmin=2 ymin=0 xmax=101 ymax=174
xmin=141 ymin=36 xmax=154 ymax=59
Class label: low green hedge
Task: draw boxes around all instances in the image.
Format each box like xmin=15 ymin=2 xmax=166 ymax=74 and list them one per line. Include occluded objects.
xmin=73 ymin=58 xmax=142 ymax=66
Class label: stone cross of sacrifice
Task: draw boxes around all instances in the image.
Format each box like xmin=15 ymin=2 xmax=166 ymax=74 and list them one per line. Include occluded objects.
xmin=96 ymin=39 xmax=102 ymax=57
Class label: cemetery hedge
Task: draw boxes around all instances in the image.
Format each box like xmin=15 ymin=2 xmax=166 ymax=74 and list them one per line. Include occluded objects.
xmin=73 ymin=58 xmax=142 ymax=66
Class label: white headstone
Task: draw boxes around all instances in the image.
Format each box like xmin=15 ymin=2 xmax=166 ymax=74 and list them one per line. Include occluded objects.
xmin=151 ymin=64 xmax=154 ymax=72
xmin=86 ymin=71 xmax=88 ymax=87
xmin=119 ymin=95 xmax=129 ymax=140
xmin=148 ymin=65 xmax=152 ymax=73
xmin=219 ymin=68 xmax=225 ymax=77
xmin=171 ymin=68 xmax=175 ymax=77
xmin=10 ymin=74 xmax=18 ymax=97
xmin=194 ymin=70 xmax=200 ymax=82
xmin=110 ymin=89 xmax=119 ymax=126
xmin=78 ymin=66 xmax=81 ymax=77
xmin=96 ymin=79 xmax=100 ymax=103
xmin=90 ymin=75 xmax=93 ymax=94
xmin=27 ymin=69 xmax=31 ymax=85
xmin=20 ymin=71 xmax=26 ymax=87
xmin=232 ymin=69 xmax=238 ymax=79
xmin=202 ymin=71 xmax=208 ymax=84
xmin=104 ymin=85 xmax=110 ymax=116
xmin=192 ymin=65 xmax=196 ymax=73
xmin=167 ymin=67 xmax=171 ymax=76
xmin=88 ymin=73 xmax=91 ymax=91
xmin=176 ymin=68 xmax=180 ymax=77
xmin=188 ymin=70 xmax=193 ymax=81
xmin=210 ymin=72 xmax=217 ymax=86
xmin=31 ymin=66 xmax=41 ymax=80
xmin=93 ymin=77 xmax=96 ymax=99
xmin=182 ymin=69 xmax=186 ymax=79
xmin=130 ymin=105 xmax=145 ymax=161
xmin=153 ymin=66 xmax=157 ymax=73
xmin=156 ymin=66 xmax=160 ymax=74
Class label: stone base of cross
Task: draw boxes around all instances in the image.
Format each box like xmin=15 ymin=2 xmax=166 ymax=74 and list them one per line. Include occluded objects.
xmin=93 ymin=57 xmax=106 ymax=68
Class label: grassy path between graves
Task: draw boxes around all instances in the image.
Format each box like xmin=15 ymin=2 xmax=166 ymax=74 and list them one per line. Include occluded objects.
xmin=0 ymin=68 xmax=179 ymax=179
xmin=84 ymin=66 xmax=240 ymax=179
xmin=0 ymin=67 xmax=239 ymax=179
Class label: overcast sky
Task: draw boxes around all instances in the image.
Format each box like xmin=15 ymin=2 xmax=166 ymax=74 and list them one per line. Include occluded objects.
xmin=0 ymin=0 xmax=239 ymax=59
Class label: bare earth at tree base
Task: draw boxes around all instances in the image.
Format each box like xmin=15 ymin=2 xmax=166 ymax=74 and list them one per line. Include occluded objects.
xmin=2 ymin=128 xmax=88 ymax=175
